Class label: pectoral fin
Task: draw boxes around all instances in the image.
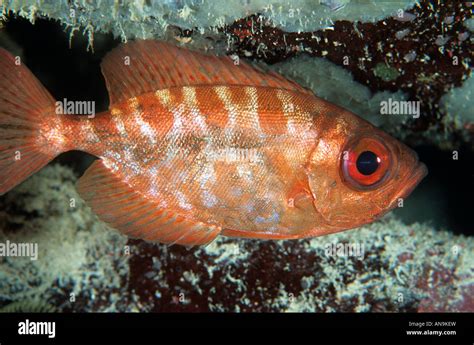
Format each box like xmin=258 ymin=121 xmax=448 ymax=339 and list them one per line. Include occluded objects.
xmin=77 ymin=160 xmax=221 ymax=246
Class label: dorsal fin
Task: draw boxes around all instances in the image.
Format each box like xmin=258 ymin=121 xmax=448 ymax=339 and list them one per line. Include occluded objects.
xmin=101 ymin=40 xmax=312 ymax=106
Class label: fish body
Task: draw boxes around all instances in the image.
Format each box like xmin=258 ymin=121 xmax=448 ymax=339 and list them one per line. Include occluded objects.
xmin=0 ymin=41 xmax=427 ymax=246
xmin=63 ymin=86 xmax=322 ymax=239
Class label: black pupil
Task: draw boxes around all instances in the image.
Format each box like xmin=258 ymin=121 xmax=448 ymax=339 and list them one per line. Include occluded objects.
xmin=356 ymin=151 xmax=379 ymax=175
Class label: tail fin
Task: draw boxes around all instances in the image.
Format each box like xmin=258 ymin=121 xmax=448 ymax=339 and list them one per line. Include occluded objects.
xmin=0 ymin=48 xmax=59 ymax=195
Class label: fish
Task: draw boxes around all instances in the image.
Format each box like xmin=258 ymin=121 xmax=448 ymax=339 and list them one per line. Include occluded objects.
xmin=0 ymin=40 xmax=427 ymax=246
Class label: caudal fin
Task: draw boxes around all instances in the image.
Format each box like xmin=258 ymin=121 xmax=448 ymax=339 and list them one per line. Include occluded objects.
xmin=0 ymin=48 xmax=59 ymax=195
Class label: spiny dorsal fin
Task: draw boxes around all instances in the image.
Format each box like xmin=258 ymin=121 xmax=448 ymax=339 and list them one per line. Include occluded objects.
xmin=77 ymin=160 xmax=221 ymax=247
xmin=100 ymin=40 xmax=311 ymax=106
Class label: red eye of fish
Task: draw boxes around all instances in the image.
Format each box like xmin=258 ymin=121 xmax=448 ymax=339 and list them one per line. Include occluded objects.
xmin=342 ymin=137 xmax=392 ymax=189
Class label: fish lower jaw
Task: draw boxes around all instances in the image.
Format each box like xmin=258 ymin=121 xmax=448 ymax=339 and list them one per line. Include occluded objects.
xmin=391 ymin=162 xmax=428 ymax=204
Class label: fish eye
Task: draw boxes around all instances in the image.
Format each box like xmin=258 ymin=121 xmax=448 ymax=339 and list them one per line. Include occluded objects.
xmin=342 ymin=137 xmax=392 ymax=190
xmin=356 ymin=151 xmax=379 ymax=175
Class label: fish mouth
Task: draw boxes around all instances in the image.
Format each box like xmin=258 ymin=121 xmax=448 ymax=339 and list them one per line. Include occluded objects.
xmin=393 ymin=161 xmax=428 ymax=203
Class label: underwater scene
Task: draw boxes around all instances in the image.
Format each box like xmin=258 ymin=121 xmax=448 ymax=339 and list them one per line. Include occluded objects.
xmin=0 ymin=0 xmax=472 ymax=315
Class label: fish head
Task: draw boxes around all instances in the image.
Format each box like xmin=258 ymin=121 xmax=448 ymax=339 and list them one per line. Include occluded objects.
xmin=305 ymin=106 xmax=427 ymax=234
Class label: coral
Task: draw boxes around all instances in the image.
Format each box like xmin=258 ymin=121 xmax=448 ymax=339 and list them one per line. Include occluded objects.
xmin=440 ymin=71 xmax=474 ymax=133
xmin=373 ymin=63 xmax=400 ymax=82
xmin=124 ymin=217 xmax=473 ymax=312
xmin=466 ymin=18 xmax=474 ymax=31
xmin=2 ymin=0 xmax=417 ymax=42
xmin=0 ymin=300 xmax=56 ymax=312
xmin=0 ymin=165 xmax=129 ymax=312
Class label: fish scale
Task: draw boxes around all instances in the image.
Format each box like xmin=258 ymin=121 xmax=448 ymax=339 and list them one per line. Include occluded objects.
xmin=80 ymin=85 xmax=319 ymax=236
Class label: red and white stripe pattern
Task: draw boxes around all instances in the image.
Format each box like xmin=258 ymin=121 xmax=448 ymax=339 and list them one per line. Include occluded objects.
xmin=89 ymin=85 xmax=318 ymax=233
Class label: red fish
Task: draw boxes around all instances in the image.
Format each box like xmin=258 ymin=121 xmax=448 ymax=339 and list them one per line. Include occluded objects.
xmin=0 ymin=40 xmax=427 ymax=246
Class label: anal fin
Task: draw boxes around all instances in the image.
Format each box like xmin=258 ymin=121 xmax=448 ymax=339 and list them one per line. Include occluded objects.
xmin=77 ymin=160 xmax=221 ymax=246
